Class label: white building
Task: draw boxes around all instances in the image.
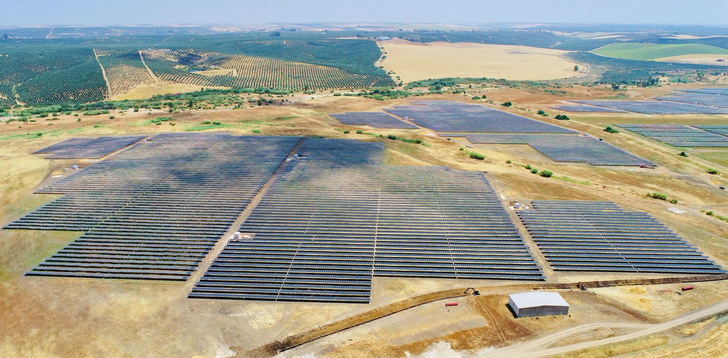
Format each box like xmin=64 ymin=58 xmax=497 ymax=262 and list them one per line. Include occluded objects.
xmin=508 ymin=292 xmax=569 ymax=318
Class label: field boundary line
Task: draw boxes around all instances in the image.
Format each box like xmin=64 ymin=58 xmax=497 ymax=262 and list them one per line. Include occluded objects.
xmin=139 ymin=50 xmax=160 ymax=83
xmin=93 ymin=49 xmax=113 ymax=99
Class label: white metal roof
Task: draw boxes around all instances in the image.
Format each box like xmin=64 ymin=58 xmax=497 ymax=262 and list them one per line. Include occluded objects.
xmin=509 ymin=292 xmax=569 ymax=309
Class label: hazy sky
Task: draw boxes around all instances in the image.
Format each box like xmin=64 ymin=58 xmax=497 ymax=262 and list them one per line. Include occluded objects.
xmin=2 ymin=0 xmax=728 ymax=27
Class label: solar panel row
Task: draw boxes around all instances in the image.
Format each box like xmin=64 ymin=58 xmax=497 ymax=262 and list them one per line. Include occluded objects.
xmin=442 ymin=133 xmax=653 ymax=166
xmin=7 ymin=133 xmax=302 ymax=281
xmin=191 ymin=139 xmax=543 ymax=303
xmin=694 ymin=125 xmax=728 ymax=137
xmin=34 ymin=136 xmax=148 ymax=159
xmin=331 ymin=112 xmax=418 ymax=129
xmin=618 ymin=124 xmax=728 ymax=147
xmin=572 ymin=100 xmax=728 ymax=114
xmin=517 ymin=201 xmax=725 ymax=274
xmin=383 ymin=101 xmax=575 ymax=133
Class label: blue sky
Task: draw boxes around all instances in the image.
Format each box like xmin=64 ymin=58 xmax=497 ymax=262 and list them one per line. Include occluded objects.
xmin=2 ymin=0 xmax=728 ymax=27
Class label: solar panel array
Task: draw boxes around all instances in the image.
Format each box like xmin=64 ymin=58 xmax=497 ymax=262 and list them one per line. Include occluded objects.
xmin=655 ymin=89 xmax=728 ymax=109
xmin=191 ymin=139 xmax=543 ymax=303
xmin=618 ymin=124 xmax=728 ymax=147
xmin=383 ymin=101 xmax=574 ymax=133
xmin=34 ymin=136 xmax=148 ymax=159
xmin=331 ymin=112 xmax=418 ymax=129
xmin=686 ymin=88 xmax=728 ymax=96
xmin=694 ymin=125 xmax=728 ymax=137
xmin=571 ymin=100 xmax=728 ymax=114
xmin=374 ymin=166 xmax=543 ymax=281
xmin=444 ymin=133 xmax=654 ymax=166
xmin=6 ymin=133 xmax=301 ymax=280
xmin=552 ymin=104 xmax=626 ymax=113
xmin=517 ymin=201 xmax=725 ymax=274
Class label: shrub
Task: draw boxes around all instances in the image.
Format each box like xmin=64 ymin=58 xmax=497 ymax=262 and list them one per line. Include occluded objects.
xmin=468 ymin=152 xmax=485 ymax=160
xmin=501 ymin=101 xmax=512 ymax=107
xmin=201 ymin=121 xmax=211 ymax=125
xmin=670 ymin=198 xmax=679 ymax=204
xmin=212 ymin=121 xmax=221 ymax=125
xmin=649 ymin=192 xmax=667 ymax=200
xmin=525 ymin=164 xmax=532 ymax=169
xmin=537 ymin=110 xmax=548 ymax=116
xmin=708 ymin=168 xmax=719 ymax=174
xmin=472 ymin=96 xmax=481 ymax=100
xmin=531 ymin=168 xmax=538 ymax=174
xmin=169 ymin=122 xmax=176 ymax=126
xmin=109 ymin=116 xmax=115 ymax=119
xmin=604 ymin=126 xmax=619 ymax=133
xmin=387 ymin=134 xmax=397 ymax=140
xmin=506 ymin=160 xmax=512 ymax=164
xmin=540 ymin=170 xmax=553 ymax=178
xmin=252 ymin=129 xmax=261 ymax=133
xmin=679 ymin=151 xmax=688 ymax=157
xmin=356 ymin=129 xmax=363 ymax=134
xmin=343 ymin=130 xmax=350 ymax=134
xmin=555 ymin=114 xmax=570 ymax=120
xmin=707 ymin=211 xmax=714 ymax=216
xmin=459 ymin=147 xmax=464 ymax=151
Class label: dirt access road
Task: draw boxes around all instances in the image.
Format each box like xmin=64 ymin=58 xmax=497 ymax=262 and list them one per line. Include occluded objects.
xmin=488 ymin=297 xmax=728 ymax=358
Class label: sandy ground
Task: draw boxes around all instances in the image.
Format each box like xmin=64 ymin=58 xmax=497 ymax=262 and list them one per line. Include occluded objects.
xmin=1 ymin=86 xmax=727 ymax=357
xmin=378 ymin=39 xmax=585 ymax=83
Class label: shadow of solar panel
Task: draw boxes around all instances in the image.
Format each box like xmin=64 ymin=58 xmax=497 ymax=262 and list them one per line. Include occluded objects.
xmin=191 ymin=144 xmax=544 ymax=303
xmin=618 ymin=124 xmax=728 ymax=147
xmin=331 ymin=112 xmax=418 ymax=129
xmin=552 ymin=104 xmax=626 ymax=113
xmin=35 ymin=136 xmax=148 ymax=159
xmin=517 ymin=200 xmax=725 ymax=274
xmin=451 ymin=133 xmax=653 ymax=166
xmin=7 ymin=134 xmax=302 ymax=281
xmin=383 ymin=100 xmax=574 ymax=133
xmin=572 ymin=100 xmax=728 ymax=114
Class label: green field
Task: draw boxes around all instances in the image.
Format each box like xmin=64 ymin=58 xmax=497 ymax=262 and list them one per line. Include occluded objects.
xmin=593 ymin=42 xmax=728 ymax=61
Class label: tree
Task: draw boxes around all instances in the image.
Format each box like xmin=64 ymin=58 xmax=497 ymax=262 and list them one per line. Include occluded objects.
xmin=574 ymin=65 xmax=579 ymax=72
xmin=501 ymin=101 xmax=512 ymax=107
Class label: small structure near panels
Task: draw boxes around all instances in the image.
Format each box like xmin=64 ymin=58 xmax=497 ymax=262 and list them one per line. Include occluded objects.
xmin=508 ymin=291 xmax=570 ymax=318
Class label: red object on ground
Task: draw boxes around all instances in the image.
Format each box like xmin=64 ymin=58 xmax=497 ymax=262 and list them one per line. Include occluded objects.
xmin=445 ymin=303 xmax=459 ymax=307
xmin=682 ymin=286 xmax=694 ymax=291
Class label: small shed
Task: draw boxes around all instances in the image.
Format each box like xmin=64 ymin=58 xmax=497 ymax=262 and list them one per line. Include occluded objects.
xmin=508 ymin=292 xmax=569 ymax=318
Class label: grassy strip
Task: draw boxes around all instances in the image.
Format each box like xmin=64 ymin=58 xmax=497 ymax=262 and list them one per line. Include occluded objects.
xmin=185 ymin=123 xmax=232 ymax=131
xmin=554 ymin=176 xmax=592 ymax=186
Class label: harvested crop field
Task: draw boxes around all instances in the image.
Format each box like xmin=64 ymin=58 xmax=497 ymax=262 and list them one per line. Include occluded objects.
xmin=378 ymin=40 xmax=584 ymax=83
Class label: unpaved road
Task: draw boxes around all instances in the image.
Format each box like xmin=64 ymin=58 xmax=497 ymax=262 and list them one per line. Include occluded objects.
xmin=183 ymin=138 xmax=305 ymax=296
xmin=488 ymin=297 xmax=728 ymax=358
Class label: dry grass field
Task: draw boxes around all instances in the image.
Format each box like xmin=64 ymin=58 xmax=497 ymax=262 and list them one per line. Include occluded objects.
xmin=378 ymin=39 xmax=585 ymax=83
xmin=655 ymin=54 xmax=728 ymax=65
xmin=1 ymin=85 xmax=727 ymax=357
